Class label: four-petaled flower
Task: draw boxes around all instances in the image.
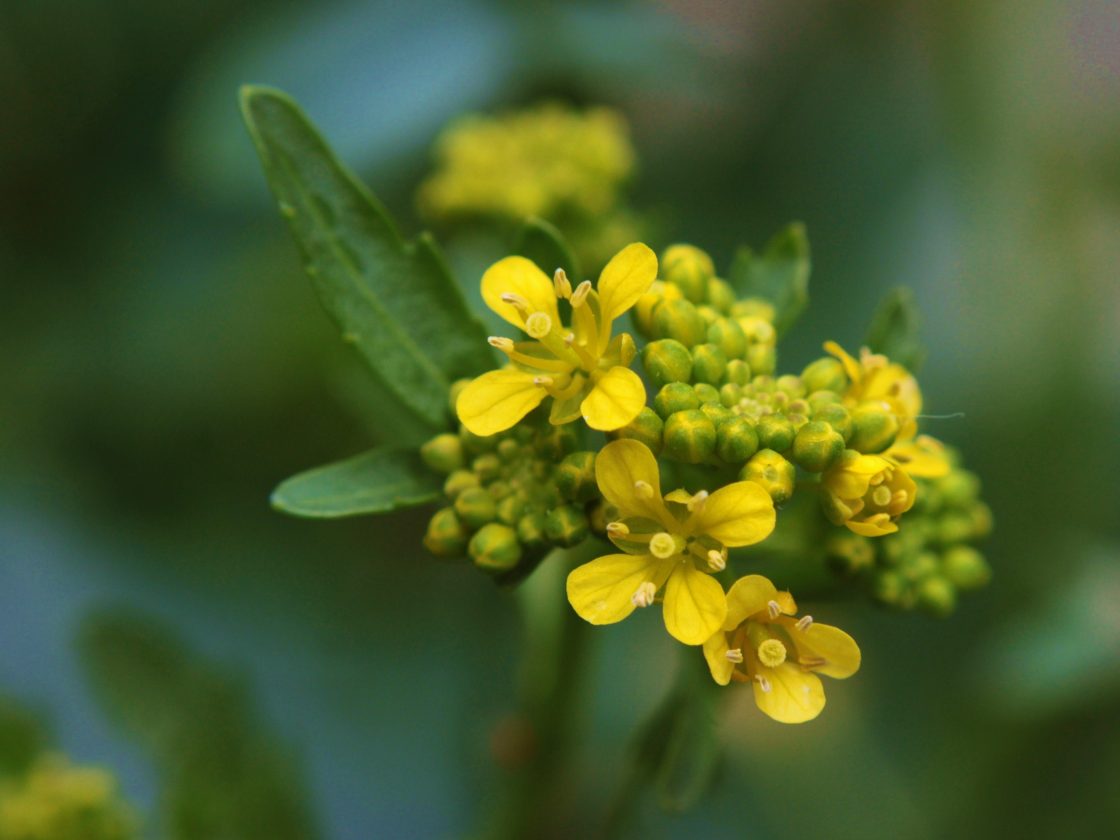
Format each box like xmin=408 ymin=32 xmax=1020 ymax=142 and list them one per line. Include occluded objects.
xmin=820 ymin=450 xmax=917 ymax=536
xmin=703 ymin=575 xmax=860 ymax=723
xmin=456 ymin=243 xmax=657 ymax=436
xmin=566 ymin=439 xmax=776 ymax=645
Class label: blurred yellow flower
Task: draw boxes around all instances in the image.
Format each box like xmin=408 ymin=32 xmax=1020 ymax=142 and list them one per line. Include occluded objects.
xmin=566 ymin=439 xmax=775 ymax=645
xmin=703 ymin=575 xmax=860 ymax=723
xmin=457 ymin=243 xmax=656 ymax=435
xmin=821 ymin=450 xmax=917 ymax=536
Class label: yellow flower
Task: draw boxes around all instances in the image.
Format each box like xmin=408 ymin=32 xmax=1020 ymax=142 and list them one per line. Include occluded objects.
xmin=457 ymin=243 xmax=656 ymax=436
xmin=703 ymin=575 xmax=860 ymax=723
xmin=820 ymin=450 xmax=917 ymax=536
xmin=566 ymin=439 xmax=776 ymax=645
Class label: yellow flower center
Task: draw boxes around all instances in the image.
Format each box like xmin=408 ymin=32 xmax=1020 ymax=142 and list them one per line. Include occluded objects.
xmin=757 ymin=638 xmax=788 ymax=668
xmin=649 ymin=532 xmax=678 ymax=559
xmin=872 ymin=485 xmax=892 ymax=507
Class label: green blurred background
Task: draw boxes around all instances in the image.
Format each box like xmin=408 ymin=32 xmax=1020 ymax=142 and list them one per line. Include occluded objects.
xmin=2 ymin=1 xmax=1118 ymax=837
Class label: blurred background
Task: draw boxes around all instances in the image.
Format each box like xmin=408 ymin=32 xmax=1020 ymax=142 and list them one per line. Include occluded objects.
xmin=2 ymin=0 xmax=1118 ymax=837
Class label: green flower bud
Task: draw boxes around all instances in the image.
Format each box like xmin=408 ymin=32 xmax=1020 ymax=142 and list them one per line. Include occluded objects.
xmin=792 ymin=421 xmax=845 ymax=472
xmin=969 ymin=502 xmax=993 ymax=539
xmin=776 ymin=375 xmax=805 ymax=397
xmin=724 ymin=359 xmax=751 ymax=386
xmin=611 ymin=407 xmax=664 ymax=454
xmin=811 ymin=403 xmax=852 ymax=442
xmin=938 ymin=469 xmax=981 ymax=509
xmin=654 ymin=382 xmax=700 ymax=419
xmin=459 ymin=425 xmax=499 ymax=454
xmin=420 ymin=433 xmax=464 ymax=475
xmin=847 ymin=402 xmax=900 ymax=453
xmin=472 ymin=453 xmax=502 ymax=482
xmin=706 ymin=317 xmax=748 ymax=359
xmin=693 ymin=383 xmax=721 ymax=405
xmin=496 ymin=494 xmax=526 ymax=526
xmin=537 ymin=425 xmax=578 ymax=460
xmin=719 ymin=383 xmax=743 ymax=408
xmin=444 ymin=469 xmax=480 ymax=499
xmin=936 ymin=512 xmax=975 ymax=546
xmin=700 ymin=402 xmax=734 ymax=429
xmin=871 ymin=568 xmax=905 ymax=606
xmin=455 ymin=486 xmax=497 ymax=529
xmin=941 ymin=545 xmax=991 ymax=591
xmin=746 ymin=343 xmax=776 ymax=376
xmin=807 ymin=389 xmax=842 ymax=412
xmin=488 ymin=480 xmax=511 ymax=500
xmin=663 ymin=409 xmax=717 ymax=464
xmin=516 ymin=512 xmax=548 ymax=549
xmin=653 ymin=299 xmax=708 ymax=348
xmin=690 ymin=344 xmax=728 ymax=385
xmin=661 ymin=244 xmax=715 ymax=303
xmin=740 ymin=449 xmax=796 ymax=505
xmin=696 ymin=305 xmax=722 ymax=325
xmin=824 ymin=532 xmax=875 ymax=575
xmin=496 ymin=438 xmax=521 ymax=461
xmin=641 ymin=339 xmax=693 ymax=388
xmin=801 ymin=357 xmax=848 ymax=394
xmin=587 ymin=501 xmax=609 ymax=536
xmin=544 ymin=504 xmax=590 ymax=547
xmin=716 ymin=416 xmax=760 ymax=464
xmin=906 ymin=551 xmax=941 ymax=582
xmin=469 ymin=523 xmax=522 ymax=572
xmin=756 ymin=414 xmax=795 ymax=452
xmin=707 ymin=277 xmax=736 ymax=313
xmin=555 ymin=451 xmax=598 ymax=503
xmin=916 ymin=575 xmax=957 ymax=617
xmin=423 ymin=507 xmax=469 ymax=557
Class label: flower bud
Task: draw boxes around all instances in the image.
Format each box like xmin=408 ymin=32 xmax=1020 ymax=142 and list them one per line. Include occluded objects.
xmin=969 ymin=502 xmax=993 ymax=539
xmin=941 ymin=545 xmax=991 ymax=591
xmin=719 ymin=383 xmax=743 ymax=408
xmin=663 ymin=409 xmax=717 ymax=463
xmin=716 ymin=416 xmax=760 ymax=464
xmin=420 ymin=433 xmax=464 ymax=474
xmin=916 ymin=575 xmax=957 ymax=617
xmin=654 ymin=383 xmax=701 ymax=419
xmin=641 ymin=339 xmax=693 ymax=388
xmin=696 ymin=305 xmax=721 ymax=325
xmin=807 ymin=389 xmax=842 ymax=412
xmin=730 ymin=298 xmax=776 ymax=322
xmin=537 ymin=425 xmax=579 ymax=460
xmin=632 ymin=281 xmax=682 ymax=337
xmin=746 ymin=343 xmax=776 ymax=376
xmin=700 ymin=402 xmax=733 ymax=429
xmin=724 ymin=359 xmax=751 ymax=386
xmin=936 ymin=511 xmax=975 ymax=546
xmin=459 ymin=425 xmax=499 ymax=454
xmin=555 ymin=451 xmax=598 ymax=503
xmin=472 ymin=453 xmax=502 ymax=482
xmin=516 ymin=512 xmax=548 ymax=549
xmin=706 ymin=317 xmax=748 ymax=359
xmin=423 ymin=507 xmax=470 ymax=557
xmin=824 ymin=532 xmax=875 ymax=575
xmin=693 ymin=383 xmax=720 ymax=405
xmin=938 ymin=469 xmax=980 ymax=509
xmin=496 ymin=494 xmax=526 ymax=526
xmin=847 ymin=402 xmax=900 ymax=453
xmin=488 ymin=480 xmax=511 ymax=499
xmin=496 ymin=438 xmax=521 ymax=462
xmin=661 ymin=244 xmax=715 ymax=303
xmin=707 ymin=277 xmax=736 ymax=313
xmin=801 ymin=357 xmax=848 ymax=394
xmin=792 ymin=420 xmax=845 ymax=472
xmin=871 ymin=568 xmax=905 ymax=606
xmin=444 ymin=469 xmax=480 ymax=499
xmin=544 ymin=504 xmax=590 ymax=547
xmin=690 ymin=344 xmax=728 ymax=385
xmin=652 ymin=299 xmax=708 ymax=348
xmin=455 ymin=486 xmax=497 ymax=529
xmin=811 ymin=403 xmax=852 ymax=442
xmin=740 ymin=449 xmax=796 ymax=505
xmin=756 ymin=414 xmax=795 ymax=452
xmin=611 ymin=407 xmax=664 ymax=454
xmin=469 ymin=523 xmax=522 ymax=572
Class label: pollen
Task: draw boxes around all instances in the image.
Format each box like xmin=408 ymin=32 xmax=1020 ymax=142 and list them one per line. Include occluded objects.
xmin=570 ymin=280 xmax=592 ymax=308
xmin=725 ymin=648 xmax=744 ymax=663
xmin=767 ymin=599 xmax=782 ymax=619
xmin=500 ymin=292 xmax=531 ymax=315
xmin=649 ymin=532 xmax=677 ymax=559
xmin=707 ymin=549 xmax=726 ymax=571
xmin=631 ymin=581 xmax=657 ymax=608
xmin=525 ymin=311 xmax=553 ymax=338
xmin=757 ymin=638 xmax=787 ymax=668
xmin=796 ymin=615 xmax=813 ymax=632
xmin=754 ymin=673 xmax=773 ymax=693
xmin=686 ymin=490 xmax=709 ymax=512
xmin=553 ymin=267 xmax=572 ymax=299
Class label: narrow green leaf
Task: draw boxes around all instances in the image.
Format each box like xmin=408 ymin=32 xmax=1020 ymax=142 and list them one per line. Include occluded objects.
xmin=514 ymin=217 xmax=582 ymax=280
xmin=239 ymin=85 xmax=493 ymax=429
xmin=864 ymin=286 xmax=927 ymax=371
xmin=727 ymin=222 xmax=811 ymax=336
xmin=271 ymin=447 xmax=441 ymax=518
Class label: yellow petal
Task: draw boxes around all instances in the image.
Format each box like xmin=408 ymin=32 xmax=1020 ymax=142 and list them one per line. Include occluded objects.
xmin=753 ymin=663 xmax=825 ymax=723
xmin=886 ymin=436 xmax=950 ymax=479
xmin=597 ymin=242 xmax=658 ymax=324
xmin=662 ymin=562 xmax=727 ymax=645
xmin=581 ymin=366 xmax=646 ymax=431
xmin=823 ymin=340 xmax=861 ymax=385
xmin=790 ymin=622 xmax=861 ymax=679
xmin=456 ymin=369 xmax=546 ymax=436
xmin=847 ymin=517 xmax=897 ymax=537
xmin=703 ymin=633 xmax=735 ymax=685
xmin=723 ymin=575 xmax=794 ymax=629
xmin=595 ymin=439 xmax=670 ymax=523
xmin=663 ymin=489 xmax=695 ymax=505
xmin=566 ymin=553 xmax=672 ymax=626
xmin=687 ymin=481 xmax=776 ymax=548
xmin=481 ymin=256 xmax=559 ymax=329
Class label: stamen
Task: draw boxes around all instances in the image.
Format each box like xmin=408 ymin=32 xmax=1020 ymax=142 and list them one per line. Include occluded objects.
xmin=606 ymin=521 xmax=630 ymax=537
xmin=707 ymin=550 xmax=726 ymax=572
xmin=767 ymin=600 xmax=782 ymax=619
xmin=488 ymin=336 xmax=514 ymax=352
xmin=563 ymin=332 xmax=576 ymax=346
xmin=757 ymin=638 xmax=787 ymax=668
xmin=799 ymin=655 xmax=827 ymax=670
xmin=892 ymin=490 xmax=909 ymax=507
xmin=687 ymin=490 xmax=709 ymax=512
xmin=553 ymin=268 xmax=572 ymax=299
xmin=631 ymin=582 xmax=657 ymax=608
xmin=525 ymin=311 xmax=553 ymax=339
xmin=872 ymin=485 xmax=892 ymax=507
xmin=532 ymin=375 xmax=554 ymax=386
xmin=725 ymin=648 xmax=744 ymax=664
xmin=796 ymin=615 xmax=813 ymax=632
xmin=649 ymin=532 xmax=678 ymax=559
xmin=569 ymin=280 xmax=592 ymax=308
xmin=754 ymin=674 xmax=772 ymax=693
xmin=500 ymin=292 xmax=531 ymax=315
xmin=633 ymin=480 xmax=655 ymax=500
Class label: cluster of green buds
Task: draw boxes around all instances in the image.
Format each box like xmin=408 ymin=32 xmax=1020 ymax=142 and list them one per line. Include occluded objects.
xmin=420 ymin=384 xmax=602 ymax=578
xmin=825 ymin=449 xmax=992 ymax=615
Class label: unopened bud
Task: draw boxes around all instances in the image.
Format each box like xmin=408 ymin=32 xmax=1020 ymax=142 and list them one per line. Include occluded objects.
xmin=792 ymin=420 xmax=845 ymax=472
xmin=706 ymin=277 xmax=736 ymax=313
xmin=641 ymin=339 xmax=693 ymax=388
xmin=654 ymin=383 xmax=701 ymax=419
xmin=496 ymin=494 xmax=526 ymax=526
xmin=746 ymin=343 xmax=776 ymax=376
xmin=455 ymin=487 xmax=497 ymax=529
xmin=555 ymin=451 xmax=598 ymax=503
xmin=610 ymin=407 xmax=664 ymax=455
xmin=469 ymin=523 xmax=522 ymax=573
xmin=537 ymin=425 xmax=579 ymax=460
xmin=516 ymin=512 xmax=548 ymax=549
xmin=756 ymin=414 xmax=795 ymax=453
xmin=824 ymin=531 xmax=875 ymax=575
xmin=807 ymin=389 xmax=842 ymax=412
xmin=472 ymin=453 xmax=502 ymax=482
xmin=544 ymin=504 xmax=590 ymax=547
xmin=423 ymin=507 xmax=469 ymax=557
xmin=941 ymin=545 xmax=991 ymax=591
xmin=707 ymin=317 xmax=748 ymax=359
xmin=848 ymin=402 xmax=900 ymax=454
xmin=661 ymin=244 xmax=715 ymax=303
xmin=730 ymin=298 xmax=776 ymax=322
xmin=663 ymin=409 xmax=717 ymax=464
xmin=725 ymin=359 xmax=752 ymax=386
xmin=444 ymin=469 xmax=480 ymax=499
xmin=700 ymin=402 xmax=733 ymax=429
xmin=460 ymin=424 xmax=499 ymax=454
xmin=938 ymin=469 xmax=980 ymax=509
xmin=690 ymin=343 xmax=728 ymax=385
xmin=801 ymin=357 xmax=848 ymax=394
xmin=716 ymin=416 xmax=760 ymax=464
xmin=916 ymin=575 xmax=957 ymax=617
xmin=420 ymin=433 xmax=464 ymax=475
xmin=811 ymin=403 xmax=853 ymax=442
xmin=653 ymin=299 xmax=708 ymax=348
xmin=632 ymin=281 xmax=682 ymax=337
xmin=937 ymin=511 xmax=975 ymax=546
xmin=740 ymin=449 xmax=796 ymax=505
xmin=693 ymin=383 xmax=721 ymax=405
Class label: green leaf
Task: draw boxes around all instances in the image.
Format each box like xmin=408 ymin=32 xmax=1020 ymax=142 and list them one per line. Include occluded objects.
xmin=864 ymin=286 xmax=926 ymax=371
xmin=514 ymin=217 xmax=581 ymax=280
xmin=270 ymin=447 xmax=441 ymax=518
xmin=727 ymin=222 xmax=811 ymax=336
xmin=239 ymin=85 xmax=493 ymax=430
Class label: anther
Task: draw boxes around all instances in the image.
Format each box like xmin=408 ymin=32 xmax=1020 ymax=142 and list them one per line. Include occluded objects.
xmin=631 ymin=581 xmax=657 ymax=608
xmin=500 ymin=292 xmax=531 ymax=314
xmin=532 ymin=376 xmax=554 ymax=386
xmin=553 ymin=268 xmax=572 ymax=299
xmin=687 ymin=490 xmax=709 ymax=512
xmin=707 ymin=550 xmax=726 ymax=572
xmin=754 ymin=674 xmax=772 ymax=693
xmin=525 ymin=311 xmax=553 ymax=339
xmin=767 ymin=600 xmax=782 ymax=619
xmin=569 ymin=280 xmax=592 ymax=308
xmin=725 ymin=648 xmax=744 ymax=664
xmin=606 ymin=521 xmax=630 ymax=537
xmin=796 ymin=615 xmax=813 ymax=632
xmin=633 ymin=480 xmax=655 ymax=500
xmin=649 ymin=532 xmax=678 ymax=559
xmin=563 ymin=332 xmax=576 ymax=346
xmin=487 ymin=336 xmax=514 ymax=351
